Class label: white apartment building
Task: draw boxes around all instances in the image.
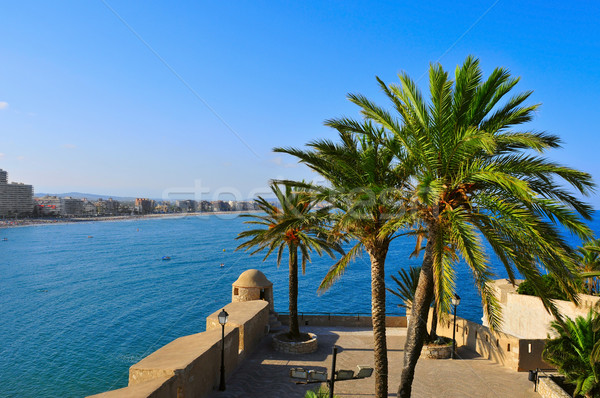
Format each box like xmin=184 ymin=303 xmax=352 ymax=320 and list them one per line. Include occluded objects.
xmin=0 ymin=169 xmax=34 ymax=216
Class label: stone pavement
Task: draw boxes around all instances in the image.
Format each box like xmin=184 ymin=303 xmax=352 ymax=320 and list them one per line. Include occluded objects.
xmin=208 ymin=326 xmax=539 ymax=398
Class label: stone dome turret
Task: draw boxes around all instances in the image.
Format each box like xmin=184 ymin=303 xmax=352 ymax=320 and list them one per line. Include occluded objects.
xmin=232 ymin=269 xmax=272 ymax=288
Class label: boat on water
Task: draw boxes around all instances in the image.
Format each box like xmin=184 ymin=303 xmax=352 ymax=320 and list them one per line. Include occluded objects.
xmin=162 ymin=256 xmax=171 ymax=261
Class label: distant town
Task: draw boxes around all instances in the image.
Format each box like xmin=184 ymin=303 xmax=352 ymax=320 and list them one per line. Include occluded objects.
xmin=0 ymin=168 xmax=260 ymax=219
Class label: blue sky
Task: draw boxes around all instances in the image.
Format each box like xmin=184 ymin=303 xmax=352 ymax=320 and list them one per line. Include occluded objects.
xmin=1 ymin=1 xmax=599 ymax=206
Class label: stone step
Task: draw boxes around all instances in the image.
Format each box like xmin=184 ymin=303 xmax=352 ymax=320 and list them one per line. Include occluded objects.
xmin=268 ymin=312 xmax=283 ymax=333
xmin=268 ymin=325 xmax=285 ymax=334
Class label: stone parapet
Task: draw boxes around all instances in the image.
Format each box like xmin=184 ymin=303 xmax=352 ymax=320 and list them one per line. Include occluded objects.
xmin=87 ymin=300 xmax=269 ymax=398
xmin=428 ymin=308 xmax=551 ymax=372
xmin=87 ymin=376 xmax=177 ymax=398
xmin=488 ymin=279 xmax=600 ymax=339
xmin=537 ymin=377 xmax=571 ymax=398
xmin=278 ymin=314 xmax=406 ymax=328
xmin=206 ymin=300 xmax=269 ymax=360
xmin=128 ymin=327 xmax=239 ymax=397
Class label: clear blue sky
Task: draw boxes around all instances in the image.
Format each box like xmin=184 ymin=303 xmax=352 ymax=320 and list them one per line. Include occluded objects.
xmin=1 ymin=1 xmax=599 ymax=206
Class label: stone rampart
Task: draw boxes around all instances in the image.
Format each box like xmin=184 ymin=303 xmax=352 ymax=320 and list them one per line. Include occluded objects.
xmin=86 ymin=376 xmax=178 ymax=398
xmin=206 ymin=300 xmax=269 ymax=361
xmin=488 ymin=279 xmax=600 ymax=339
xmin=87 ymin=300 xmax=268 ymax=398
xmin=428 ymin=309 xmax=551 ymax=372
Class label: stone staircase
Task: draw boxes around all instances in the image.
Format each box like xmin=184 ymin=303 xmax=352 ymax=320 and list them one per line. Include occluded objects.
xmin=268 ymin=312 xmax=284 ymax=334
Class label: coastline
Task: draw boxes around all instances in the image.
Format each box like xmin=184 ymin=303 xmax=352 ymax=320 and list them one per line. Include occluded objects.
xmin=0 ymin=211 xmax=261 ymax=229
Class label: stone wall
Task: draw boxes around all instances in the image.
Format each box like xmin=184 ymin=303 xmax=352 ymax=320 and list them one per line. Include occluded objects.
xmin=429 ymin=310 xmax=551 ymax=372
xmin=537 ymin=377 xmax=571 ymax=398
xmin=206 ymin=301 xmax=269 ymax=361
xmin=231 ymin=287 xmax=274 ymax=312
xmin=88 ymin=301 xmax=268 ymax=398
xmin=277 ymin=314 xmax=406 ymax=328
xmin=488 ymin=279 xmax=600 ymax=339
xmin=128 ymin=328 xmax=239 ymax=397
xmin=86 ymin=376 xmax=179 ymax=398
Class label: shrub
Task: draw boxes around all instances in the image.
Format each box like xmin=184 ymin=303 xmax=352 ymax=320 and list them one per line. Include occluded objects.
xmin=543 ymin=310 xmax=600 ymax=397
xmin=516 ymin=274 xmax=573 ymax=301
xmin=304 ymin=384 xmax=339 ymax=398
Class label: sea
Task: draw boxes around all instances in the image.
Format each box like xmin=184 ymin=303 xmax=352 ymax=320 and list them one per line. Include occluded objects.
xmin=1 ymin=213 xmax=598 ymax=397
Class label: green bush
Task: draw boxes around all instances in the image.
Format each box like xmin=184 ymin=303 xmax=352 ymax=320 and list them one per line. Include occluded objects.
xmin=304 ymin=384 xmax=339 ymax=398
xmin=543 ymin=310 xmax=600 ymax=397
xmin=516 ymin=274 xmax=573 ymax=301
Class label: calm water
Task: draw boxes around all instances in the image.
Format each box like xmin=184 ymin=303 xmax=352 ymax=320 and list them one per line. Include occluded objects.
xmin=1 ymin=214 xmax=598 ymax=397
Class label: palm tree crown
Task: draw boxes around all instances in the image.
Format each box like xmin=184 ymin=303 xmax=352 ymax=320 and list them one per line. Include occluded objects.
xmin=236 ymin=183 xmax=341 ymax=338
xmin=315 ymin=56 xmax=594 ymax=397
xmin=275 ymin=124 xmax=413 ymax=398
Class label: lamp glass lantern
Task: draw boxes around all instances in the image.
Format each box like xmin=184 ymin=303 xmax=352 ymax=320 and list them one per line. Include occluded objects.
xmin=451 ymin=294 xmax=461 ymax=306
xmin=218 ymin=309 xmax=229 ymax=325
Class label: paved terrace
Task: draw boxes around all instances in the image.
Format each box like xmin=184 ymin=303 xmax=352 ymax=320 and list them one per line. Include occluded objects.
xmin=209 ymin=326 xmax=538 ymax=398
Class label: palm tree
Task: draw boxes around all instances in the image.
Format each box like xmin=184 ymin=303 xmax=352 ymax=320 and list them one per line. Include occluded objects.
xmin=333 ymin=56 xmax=594 ymax=397
xmin=388 ymin=267 xmax=421 ymax=309
xmin=275 ymin=124 xmax=414 ymax=398
xmin=388 ymin=265 xmax=451 ymax=341
xmin=236 ymin=183 xmax=342 ymax=339
xmin=543 ymin=311 xmax=600 ymax=398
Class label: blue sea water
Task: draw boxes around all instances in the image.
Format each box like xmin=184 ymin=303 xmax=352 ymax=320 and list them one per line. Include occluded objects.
xmin=0 ymin=213 xmax=598 ymax=397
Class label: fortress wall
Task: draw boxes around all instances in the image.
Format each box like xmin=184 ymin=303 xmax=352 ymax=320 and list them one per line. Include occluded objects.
xmin=206 ymin=300 xmax=270 ymax=360
xmin=278 ymin=314 xmax=407 ymax=328
xmin=87 ymin=300 xmax=268 ymax=398
xmin=424 ymin=308 xmax=551 ymax=372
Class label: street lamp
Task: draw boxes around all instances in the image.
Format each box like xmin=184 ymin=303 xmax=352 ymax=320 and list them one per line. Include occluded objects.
xmin=451 ymin=293 xmax=461 ymax=359
xmin=218 ymin=309 xmax=229 ymax=391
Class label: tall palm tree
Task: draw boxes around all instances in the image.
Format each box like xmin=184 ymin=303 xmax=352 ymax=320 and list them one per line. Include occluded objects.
xmin=334 ymin=56 xmax=594 ymax=397
xmin=236 ymin=183 xmax=342 ymax=339
xmin=275 ymin=124 xmax=414 ymax=398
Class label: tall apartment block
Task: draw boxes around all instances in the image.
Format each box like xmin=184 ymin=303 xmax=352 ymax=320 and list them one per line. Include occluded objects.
xmin=0 ymin=169 xmax=34 ymax=216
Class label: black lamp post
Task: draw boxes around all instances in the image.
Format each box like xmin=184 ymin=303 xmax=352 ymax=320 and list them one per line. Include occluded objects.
xmin=451 ymin=293 xmax=461 ymax=359
xmin=218 ymin=309 xmax=229 ymax=391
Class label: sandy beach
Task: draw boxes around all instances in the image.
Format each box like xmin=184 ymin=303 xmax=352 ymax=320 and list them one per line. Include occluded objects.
xmin=0 ymin=211 xmax=260 ymax=229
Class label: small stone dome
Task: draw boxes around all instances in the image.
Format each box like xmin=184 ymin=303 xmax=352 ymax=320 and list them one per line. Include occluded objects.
xmin=233 ymin=269 xmax=272 ymax=288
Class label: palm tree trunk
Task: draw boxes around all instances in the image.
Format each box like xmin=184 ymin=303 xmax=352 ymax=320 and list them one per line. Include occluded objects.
xmin=398 ymin=225 xmax=437 ymax=398
xmin=429 ymin=304 xmax=438 ymax=341
xmin=368 ymin=243 xmax=390 ymax=398
xmin=288 ymin=243 xmax=300 ymax=338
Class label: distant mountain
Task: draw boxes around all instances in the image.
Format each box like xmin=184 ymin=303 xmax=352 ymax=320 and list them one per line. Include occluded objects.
xmin=34 ymin=192 xmax=138 ymax=201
